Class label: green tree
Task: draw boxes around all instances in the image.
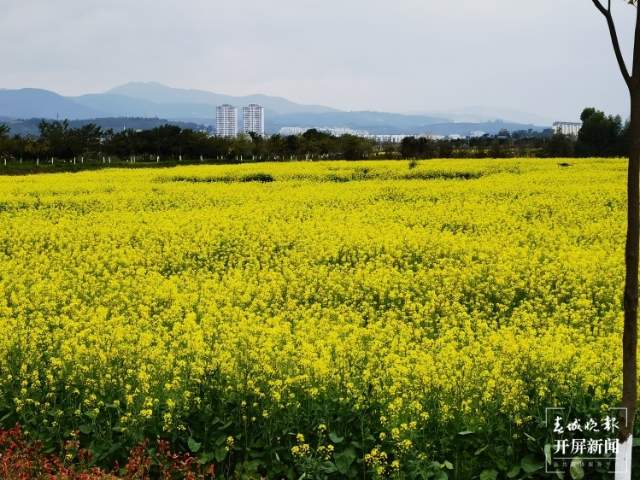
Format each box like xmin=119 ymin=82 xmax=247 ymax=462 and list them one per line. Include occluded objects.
xmin=576 ymin=107 xmax=624 ymax=156
xmin=591 ymin=0 xmax=640 ymax=473
xmin=38 ymin=120 xmax=73 ymax=158
xmin=0 ymin=124 xmax=9 ymax=157
xmin=544 ymin=133 xmax=575 ymax=157
xmin=71 ymin=123 xmax=102 ymax=158
xmin=340 ymin=134 xmax=372 ymax=160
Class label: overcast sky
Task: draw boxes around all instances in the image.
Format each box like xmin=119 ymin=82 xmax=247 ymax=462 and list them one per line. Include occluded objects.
xmin=0 ymin=0 xmax=636 ymax=122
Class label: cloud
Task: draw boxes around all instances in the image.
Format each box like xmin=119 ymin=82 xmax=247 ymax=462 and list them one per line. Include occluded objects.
xmin=0 ymin=0 xmax=635 ymax=120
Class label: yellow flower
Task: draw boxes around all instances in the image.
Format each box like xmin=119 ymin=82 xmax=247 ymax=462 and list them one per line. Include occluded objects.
xmin=0 ymin=159 xmax=626 ymax=477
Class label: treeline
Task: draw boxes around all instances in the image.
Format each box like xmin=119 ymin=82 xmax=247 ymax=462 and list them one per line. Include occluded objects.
xmin=0 ymin=122 xmax=374 ymax=163
xmin=400 ymin=108 xmax=629 ymax=159
xmin=0 ymin=108 xmax=629 ymax=166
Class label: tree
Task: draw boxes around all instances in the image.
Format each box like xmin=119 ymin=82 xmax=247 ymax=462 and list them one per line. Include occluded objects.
xmin=38 ymin=120 xmax=73 ymax=158
xmin=0 ymin=124 xmax=10 ymax=159
xmin=339 ymin=134 xmax=372 ymax=160
xmin=619 ymin=119 xmax=632 ymax=157
xmin=576 ymin=107 xmax=624 ymax=156
xmin=438 ymin=140 xmax=454 ymax=158
xmin=544 ymin=133 xmax=575 ymax=157
xmin=591 ymin=0 xmax=640 ymax=476
xmin=71 ymin=123 xmax=102 ymax=158
xmin=399 ymin=137 xmax=437 ymax=159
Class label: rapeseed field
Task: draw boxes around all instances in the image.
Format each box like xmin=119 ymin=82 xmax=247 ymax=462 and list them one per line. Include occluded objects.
xmin=0 ymin=159 xmax=628 ymax=478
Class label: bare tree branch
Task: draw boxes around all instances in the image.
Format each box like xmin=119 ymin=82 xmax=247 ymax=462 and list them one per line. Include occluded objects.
xmin=592 ymin=0 xmax=632 ymax=89
xmin=592 ymin=0 xmax=608 ymax=15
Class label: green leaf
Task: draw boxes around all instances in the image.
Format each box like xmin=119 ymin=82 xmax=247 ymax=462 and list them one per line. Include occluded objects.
xmin=570 ymin=458 xmax=584 ymax=480
xmin=214 ymin=446 xmax=227 ymax=462
xmin=506 ymin=465 xmax=520 ymax=478
xmin=334 ymin=448 xmax=357 ymax=474
xmin=434 ymin=471 xmax=448 ymax=480
xmin=544 ymin=443 xmax=553 ymax=465
xmin=458 ymin=430 xmax=474 ymax=436
xmin=443 ymin=460 xmax=453 ymax=470
xmin=198 ymin=451 xmax=215 ymax=464
xmin=521 ymin=454 xmax=543 ymax=473
xmin=78 ymin=424 xmax=93 ymax=434
xmin=329 ymin=432 xmax=344 ymax=444
xmin=96 ymin=443 xmax=122 ymax=461
xmin=479 ymin=469 xmax=498 ymax=480
xmin=474 ymin=445 xmax=488 ymax=456
xmin=187 ymin=437 xmax=201 ymax=453
xmin=323 ymin=462 xmax=337 ymax=474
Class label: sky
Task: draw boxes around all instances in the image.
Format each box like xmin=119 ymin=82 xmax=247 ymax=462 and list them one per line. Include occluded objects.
xmin=0 ymin=0 xmax=637 ymax=123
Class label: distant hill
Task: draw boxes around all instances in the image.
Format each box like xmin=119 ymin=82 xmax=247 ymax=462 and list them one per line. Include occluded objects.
xmin=417 ymin=106 xmax=556 ymax=127
xmin=0 ymin=89 xmax=103 ymax=119
xmin=105 ymin=82 xmax=338 ymax=115
xmin=0 ymin=82 xmax=550 ymax=135
xmin=0 ymin=83 xmax=340 ymax=121
xmin=72 ymin=93 xmax=217 ymax=119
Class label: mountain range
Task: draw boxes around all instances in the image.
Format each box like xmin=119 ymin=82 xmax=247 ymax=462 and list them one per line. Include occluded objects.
xmin=0 ymin=82 xmax=550 ymax=136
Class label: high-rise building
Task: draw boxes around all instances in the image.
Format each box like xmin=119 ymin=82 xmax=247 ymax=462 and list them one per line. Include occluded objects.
xmin=242 ymin=104 xmax=265 ymax=136
xmin=216 ymin=104 xmax=238 ymax=137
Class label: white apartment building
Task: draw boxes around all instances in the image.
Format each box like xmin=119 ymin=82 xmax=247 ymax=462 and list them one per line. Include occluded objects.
xmin=242 ymin=104 xmax=265 ymax=136
xmin=216 ymin=104 xmax=238 ymax=137
xmin=553 ymin=121 xmax=581 ymax=137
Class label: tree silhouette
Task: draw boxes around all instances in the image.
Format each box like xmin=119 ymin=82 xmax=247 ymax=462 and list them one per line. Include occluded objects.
xmin=591 ymin=0 xmax=640 ymax=476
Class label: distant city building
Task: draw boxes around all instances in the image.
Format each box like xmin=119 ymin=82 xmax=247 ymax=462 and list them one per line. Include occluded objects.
xmin=278 ymin=126 xmax=369 ymax=137
xmin=319 ymin=127 xmax=369 ymax=137
xmin=216 ymin=104 xmax=238 ymax=137
xmin=496 ymin=129 xmax=511 ymax=139
xmin=242 ymin=104 xmax=265 ymax=136
xmin=276 ymin=127 xmax=498 ymax=142
xmin=423 ymin=134 xmax=445 ymax=141
xmin=279 ymin=127 xmax=306 ymax=136
xmin=553 ymin=121 xmax=581 ymax=137
xmin=469 ymin=131 xmax=486 ymax=138
xmin=364 ymin=134 xmax=413 ymax=143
